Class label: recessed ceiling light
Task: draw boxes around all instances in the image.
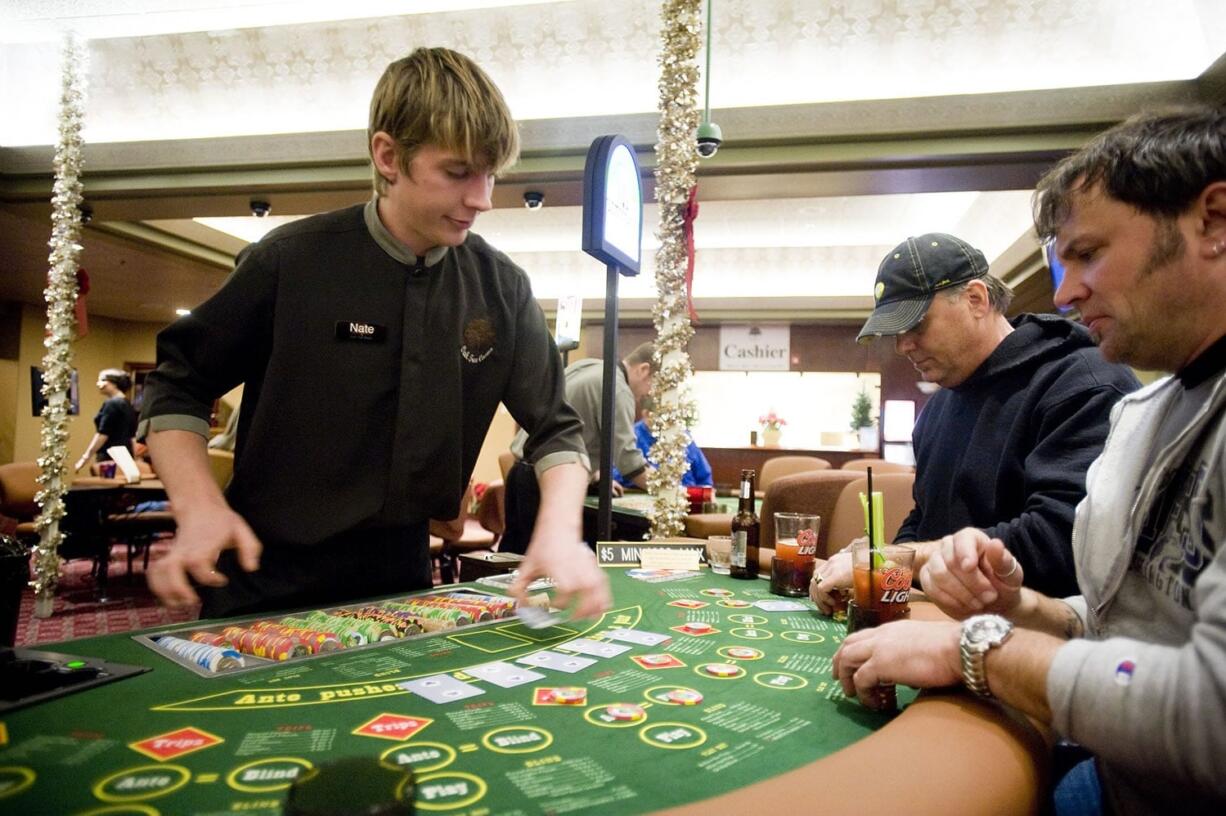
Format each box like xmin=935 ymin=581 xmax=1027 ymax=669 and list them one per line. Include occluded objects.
xmin=175 ymin=308 xmax=191 ymax=316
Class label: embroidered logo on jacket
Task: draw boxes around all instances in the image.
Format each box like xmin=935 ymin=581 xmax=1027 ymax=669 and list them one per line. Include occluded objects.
xmin=461 ymin=317 xmax=495 ymax=363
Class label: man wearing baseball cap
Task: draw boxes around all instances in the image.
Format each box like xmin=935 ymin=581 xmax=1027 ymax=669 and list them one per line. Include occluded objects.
xmin=814 ymin=233 xmax=1138 ymax=607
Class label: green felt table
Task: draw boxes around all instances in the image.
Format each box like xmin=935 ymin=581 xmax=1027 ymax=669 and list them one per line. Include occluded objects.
xmin=0 ymin=568 xmax=1048 ymax=815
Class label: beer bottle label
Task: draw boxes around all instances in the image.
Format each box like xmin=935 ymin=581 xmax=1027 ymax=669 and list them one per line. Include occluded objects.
xmin=731 ymin=531 xmax=748 ymax=568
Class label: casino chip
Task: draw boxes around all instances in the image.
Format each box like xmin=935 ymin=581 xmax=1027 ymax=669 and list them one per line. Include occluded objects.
xmin=641 ymin=654 xmax=673 ymax=665
xmin=551 ymin=688 xmax=586 ymax=704
xmin=606 ymin=704 xmax=645 ymax=721
xmin=727 ymin=647 xmax=760 ymax=659
xmin=683 ymin=622 xmax=713 ymax=634
xmin=666 ymin=689 xmax=703 ymax=705
xmin=704 ymin=663 xmax=741 ymax=677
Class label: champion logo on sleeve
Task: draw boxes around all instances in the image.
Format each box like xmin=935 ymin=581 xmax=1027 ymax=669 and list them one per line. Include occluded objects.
xmin=1114 ymin=658 xmax=1136 ymax=686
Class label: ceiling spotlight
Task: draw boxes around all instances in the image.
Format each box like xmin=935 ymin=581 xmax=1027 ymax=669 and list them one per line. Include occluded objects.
xmin=249 ymin=199 xmax=271 ymax=218
xmin=175 ymin=308 xmax=191 ymax=316
xmin=523 ymin=191 xmax=544 ymax=210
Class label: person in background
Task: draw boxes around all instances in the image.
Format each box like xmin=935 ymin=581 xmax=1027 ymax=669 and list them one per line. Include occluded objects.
xmin=502 ymin=342 xmax=656 ymax=553
xmin=833 ymin=106 xmax=1226 ymax=815
xmin=74 ymin=368 xmax=138 ymax=473
xmin=812 ymin=233 xmax=1138 ymax=610
xmin=612 ymin=414 xmax=713 ymax=488
xmin=139 ymin=47 xmax=609 ymax=621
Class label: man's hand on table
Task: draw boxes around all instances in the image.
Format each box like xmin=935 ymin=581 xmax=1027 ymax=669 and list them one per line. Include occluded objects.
xmin=810 ymin=537 xmax=862 ymax=614
xmin=148 ymin=504 xmax=262 ymax=608
xmin=511 ymin=536 xmax=610 ymax=621
xmin=918 ymin=528 xmax=1024 ymax=619
xmin=832 ymin=619 xmax=962 ymax=710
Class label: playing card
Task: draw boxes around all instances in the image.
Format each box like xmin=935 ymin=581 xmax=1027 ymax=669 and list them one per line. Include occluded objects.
xmin=516 ymin=604 xmax=561 ymax=630
xmin=557 ymin=638 xmax=631 ymax=658
xmin=468 ymin=661 xmax=545 ymax=689
xmin=515 ymin=650 xmax=597 ymax=673
xmin=754 ymin=599 xmax=808 ymax=611
xmin=603 ymin=628 xmax=672 ymax=646
xmin=400 ymin=673 xmax=485 ymax=703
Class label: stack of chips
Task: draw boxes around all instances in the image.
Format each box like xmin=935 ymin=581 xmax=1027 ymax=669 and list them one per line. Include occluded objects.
xmin=249 ymin=621 xmax=342 ymax=654
xmin=157 ymin=635 xmax=244 ymax=672
xmin=280 ymin=614 xmax=367 ymax=647
xmin=221 ymin=626 xmax=310 ymax=661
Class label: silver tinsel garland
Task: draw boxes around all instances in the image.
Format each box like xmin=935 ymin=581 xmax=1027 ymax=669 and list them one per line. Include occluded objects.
xmin=647 ymin=0 xmax=702 ymax=537
xmin=32 ymin=34 xmax=87 ymax=613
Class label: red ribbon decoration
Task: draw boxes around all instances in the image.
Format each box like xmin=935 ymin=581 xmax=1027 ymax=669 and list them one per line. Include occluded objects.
xmin=682 ymin=184 xmax=700 ymax=322
xmin=74 ymin=267 xmax=90 ymax=338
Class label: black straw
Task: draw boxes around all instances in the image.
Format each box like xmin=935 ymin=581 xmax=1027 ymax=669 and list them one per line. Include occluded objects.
xmin=866 ymin=466 xmax=876 ymax=585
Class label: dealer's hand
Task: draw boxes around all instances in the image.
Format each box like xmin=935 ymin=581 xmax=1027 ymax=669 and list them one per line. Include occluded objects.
xmin=147 ymin=503 xmax=262 ymax=608
xmin=512 ymin=536 xmax=610 ymax=621
xmin=832 ymin=619 xmax=962 ymax=710
xmin=918 ymin=528 xmax=1024 ymax=619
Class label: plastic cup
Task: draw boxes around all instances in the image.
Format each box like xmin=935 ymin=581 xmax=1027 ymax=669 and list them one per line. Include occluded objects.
xmin=706 ymin=536 xmax=732 ymax=575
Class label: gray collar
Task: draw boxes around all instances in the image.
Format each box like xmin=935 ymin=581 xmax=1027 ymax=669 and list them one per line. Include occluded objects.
xmin=363 ymin=196 xmax=449 ymax=268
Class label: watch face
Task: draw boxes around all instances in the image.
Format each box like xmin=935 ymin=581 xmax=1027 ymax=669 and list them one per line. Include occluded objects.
xmin=967 ymin=615 xmax=1010 ymax=644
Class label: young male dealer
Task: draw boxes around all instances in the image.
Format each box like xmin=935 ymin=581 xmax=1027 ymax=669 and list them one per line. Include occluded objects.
xmin=139 ymin=48 xmax=609 ymax=621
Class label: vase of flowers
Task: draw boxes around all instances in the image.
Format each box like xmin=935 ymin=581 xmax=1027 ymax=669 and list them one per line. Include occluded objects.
xmin=759 ymin=411 xmax=785 ymax=447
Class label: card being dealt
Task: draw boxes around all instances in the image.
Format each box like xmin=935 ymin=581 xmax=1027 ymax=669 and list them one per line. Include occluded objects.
xmin=467 ymin=661 xmax=545 ymax=689
xmin=400 ymin=674 xmax=485 ymax=704
xmin=516 ymin=651 xmax=597 ymax=673
xmin=604 ymin=628 xmax=672 ymax=647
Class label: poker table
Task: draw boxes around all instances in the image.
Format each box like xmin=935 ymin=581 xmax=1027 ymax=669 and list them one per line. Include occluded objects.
xmin=0 ymin=567 xmax=1049 ymax=815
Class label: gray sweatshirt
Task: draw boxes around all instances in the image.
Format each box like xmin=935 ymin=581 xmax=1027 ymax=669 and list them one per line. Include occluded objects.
xmin=1048 ymin=361 xmax=1226 ymax=814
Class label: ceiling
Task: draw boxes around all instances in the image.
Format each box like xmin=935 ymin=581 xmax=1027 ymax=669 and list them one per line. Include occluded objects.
xmin=2 ymin=0 xmax=1225 ymax=324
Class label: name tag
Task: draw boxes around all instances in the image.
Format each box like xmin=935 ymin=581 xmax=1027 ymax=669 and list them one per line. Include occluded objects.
xmin=335 ymin=320 xmax=386 ymax=342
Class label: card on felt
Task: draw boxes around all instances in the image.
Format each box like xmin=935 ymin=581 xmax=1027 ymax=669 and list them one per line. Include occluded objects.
xmin=558 ymin=638 xmax=631 ymax=658
xmin=401 ymin=674 xmax=485 ymax=703
xmin=604 ymin=628 xmax=672 ymax=646
xmin=468 ymin=661 xmax=545 ymax=688
xmin=516 ymin=650 xmax=597 ymax=673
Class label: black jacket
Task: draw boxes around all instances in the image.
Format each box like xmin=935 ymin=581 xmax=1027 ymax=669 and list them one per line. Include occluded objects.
xmin=897 ymin=314 xmax=1140 ymax=597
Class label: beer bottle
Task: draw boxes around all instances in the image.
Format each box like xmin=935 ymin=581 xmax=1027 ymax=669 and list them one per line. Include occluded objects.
xmin=730 ymin=469 xmax=759 ymax=579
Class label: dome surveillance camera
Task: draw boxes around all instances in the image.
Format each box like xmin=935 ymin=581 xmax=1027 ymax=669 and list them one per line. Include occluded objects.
xmin=249 ymin=199 xmax=271 ymax=218
xmin=523 ymin=191 xmax=545 ymax=210
xmin=695 ymin=121 xmax=722 ymax=159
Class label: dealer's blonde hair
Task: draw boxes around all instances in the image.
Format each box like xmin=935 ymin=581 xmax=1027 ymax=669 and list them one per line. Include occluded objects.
xmin=367 ymin=47 xmax=520 ymax=195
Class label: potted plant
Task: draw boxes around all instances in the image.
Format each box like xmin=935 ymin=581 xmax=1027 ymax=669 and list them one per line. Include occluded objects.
xmin=758 ymin=411 xmax=786 ymax=447
xmin=850 ymin=389 xmax=878 ymax=451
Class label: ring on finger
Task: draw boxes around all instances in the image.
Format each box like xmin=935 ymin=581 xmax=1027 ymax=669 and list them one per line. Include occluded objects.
xmin=993 ymin=560 xmax=1018 ymax=579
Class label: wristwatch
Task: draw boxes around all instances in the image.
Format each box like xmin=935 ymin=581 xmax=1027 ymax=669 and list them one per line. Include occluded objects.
xmin=960 ymin=614 xmax=1013 ymax=698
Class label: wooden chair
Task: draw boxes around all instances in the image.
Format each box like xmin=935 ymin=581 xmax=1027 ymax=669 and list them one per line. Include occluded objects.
xmin=0 ymin=462 xmax=41 ymax=544
xmin=824 ymin=473 xmax=916 ymax=558
xmin=758 ymin=455 xmax=830 ymax=495
xmin=841 ymin=458 xmax=914 ymax=474
xmin=758 ymin=469 xmax=864 ymax=555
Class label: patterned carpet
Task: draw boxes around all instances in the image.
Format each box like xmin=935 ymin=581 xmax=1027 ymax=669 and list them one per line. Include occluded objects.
xmin=12 ymin=540 xmax=199 ymax=647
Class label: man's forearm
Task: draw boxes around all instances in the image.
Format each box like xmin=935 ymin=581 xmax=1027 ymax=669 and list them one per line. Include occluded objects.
xmin=1010 ymin=589 xmax=1084 ymax=639
xmin=983 ymin=627 xmax=1064 ymax=724
xmin=532 ymin=462 xmax=588 ymax=544
xmin=146 ymin=429 xmax=228 ymax=515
